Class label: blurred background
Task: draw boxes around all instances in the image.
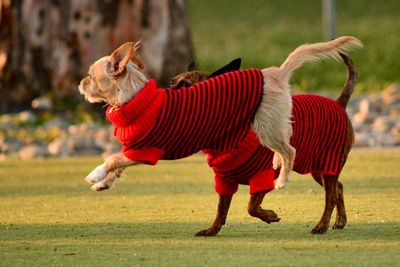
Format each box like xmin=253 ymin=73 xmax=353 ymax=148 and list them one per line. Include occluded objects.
xmin=0 ymin=0 xmax=399 ymax=160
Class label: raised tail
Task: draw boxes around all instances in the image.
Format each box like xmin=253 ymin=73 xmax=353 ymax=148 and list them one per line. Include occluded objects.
xmin=336 ymin=52 xmax=357 ymax=109
xmin=277 ymin=36 xmax=363 ymax=83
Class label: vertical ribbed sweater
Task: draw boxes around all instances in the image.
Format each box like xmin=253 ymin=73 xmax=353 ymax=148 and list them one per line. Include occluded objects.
xmin=106 ymin=69 xmax=264 ymax=165
xmin=209 ymin=94 xmax=349 ymax=195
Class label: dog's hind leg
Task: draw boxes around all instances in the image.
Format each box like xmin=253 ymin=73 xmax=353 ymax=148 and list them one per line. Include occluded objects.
xmin=247 ymin=190 xmax=281 ymax=224
xmin=311 ymin=173 xmax=347 ymax=231
xmin=195 ymin=194 xmax=232 ymax=237
xmin=311 ymin=174 xmax=339 ymax=234
xmin=333 ymin=181 xmax=347 ymax=229
xmin=252 ymin=68 xmax=295 ymax=190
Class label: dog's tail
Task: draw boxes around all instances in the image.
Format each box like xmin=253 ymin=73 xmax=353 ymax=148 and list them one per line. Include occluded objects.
xmin=336 ymin=52 xmax=357 ymax=109
xmin=277 ymin=36 xmax=362 ymax=83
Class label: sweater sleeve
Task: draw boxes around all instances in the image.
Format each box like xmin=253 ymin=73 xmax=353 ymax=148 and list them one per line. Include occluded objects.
xmin=122 ymin=146 xmax=165 ymax=165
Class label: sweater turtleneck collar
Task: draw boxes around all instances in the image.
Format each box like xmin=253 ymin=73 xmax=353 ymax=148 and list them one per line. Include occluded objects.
xmin=106 ymin=80 xmax=164 ymax=127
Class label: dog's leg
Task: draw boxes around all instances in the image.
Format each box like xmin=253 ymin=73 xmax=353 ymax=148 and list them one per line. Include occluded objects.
xmin=91 ymin=167 xmax=125 ymax=192
xmin=195 ymin=194 xmax=232 ymax=237
xmin=85 ymin=152 xmax=139 ymax=191
xmin=312 ymin=173 xmax=347 ymax=230
xmin=253 ymin=68 xmax=295 ymax=190
xmin=311 ymin=174 xmax=339 ymax=234
xmin=247 ymin=190 xmax=281 ymax=224
xmin=333 ymin=181 xmax=347 ymax=229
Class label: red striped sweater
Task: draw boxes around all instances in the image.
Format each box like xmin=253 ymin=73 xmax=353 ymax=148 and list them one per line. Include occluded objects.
xmin=106 ymin=69 xmax=264 ymax=164
xmin=209 ymin=94 xmax=349 ymax=195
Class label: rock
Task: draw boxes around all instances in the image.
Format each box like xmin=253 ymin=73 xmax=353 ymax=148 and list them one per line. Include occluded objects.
xmin=381 ymin=84 xmax=400 ymax=105
xmin=354 ymin=132 xmax=372 ymax=147
xmin=94 ymin=128 xmax=110 ymax=149
xmin=48 ymin=137 xmax=70 ymax=157
xmin=18 ymin=144 xmax=47 ymax=159
xmin=67 ymin=136 xmax=94 ymax=151
xmin=75 ymin=147 xmax=102 ymax=156
xmin=1 ymin=139 xmax=22 ymax=154
xmin=45 ymin=117 xmax=68 ymax=129
xmin=381 ymin=134 xmax=400 ymax=147
xmin=31 ymin=96 xmax=53 ymax=110
xmin=0 ymin=114 xmax=12 ymax=124
xmin=358 ymin=98 xmax=370 ymax=114
xmin=391 ymin=123 xmax=400 ymax=138
xmin=371 ymin=116 xmax=395 ymax=134
xmin=68 ymin=124 xmax=81 ymax=135
xmin=102 ymin=143 xmax=121 ymax=158
xmin=18 ymin=111 xmax=36 ymax=123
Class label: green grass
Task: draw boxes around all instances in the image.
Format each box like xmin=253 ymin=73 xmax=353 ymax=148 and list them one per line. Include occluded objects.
xmin=0 ymin=150 xmax=399 ymax=266
xmin=187 ymin=0 xmax=400 ymax=92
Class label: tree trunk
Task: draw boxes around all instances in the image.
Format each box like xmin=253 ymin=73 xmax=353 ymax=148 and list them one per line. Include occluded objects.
xmin=0 ymin=0 xmax=193 ymax=113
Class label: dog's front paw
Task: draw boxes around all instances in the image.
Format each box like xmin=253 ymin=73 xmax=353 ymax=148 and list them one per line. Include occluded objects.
xmin=91 ymin=179 xmax=114 ymax=192
xmin=85 ymin=164 xmax=107 ymax=184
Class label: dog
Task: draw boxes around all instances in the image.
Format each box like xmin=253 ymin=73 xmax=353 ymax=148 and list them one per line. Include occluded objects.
xmin=169 ymin=52 xmax=358 ymax=236
xmin=169 ymin=58 xmax=242 ymax=89
xmin=78 ymin=37 xmax=362 ymax=235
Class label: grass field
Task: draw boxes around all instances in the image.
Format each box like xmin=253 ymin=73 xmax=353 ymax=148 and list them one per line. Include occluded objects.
xmin=0 ymin=150 xmax=399 ymax=266
xmin=188 ymin=0 xmax=400 ymax=92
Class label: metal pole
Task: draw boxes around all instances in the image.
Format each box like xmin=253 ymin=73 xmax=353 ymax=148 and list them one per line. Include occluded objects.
xmin=322 ymin=0 xmax=336 ymax=40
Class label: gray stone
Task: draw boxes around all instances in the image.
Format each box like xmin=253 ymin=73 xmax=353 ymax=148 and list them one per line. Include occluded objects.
xmin=18 ymin=111 xmax=36 ymax=123
xmin=31 ymin=96 xmax=53 ymax=110
xmin=381 ymin=84 xmax=400 ymax=105
xmin=391 ymin=123 xmax=400 ymax=138
xmin=354 ymin=132 xmax=372 ymax=147
xmin=371 ymin=116 xmax=395 ymax=134
xmin=381 ymin=134 xmax=400 ymax=147
xmin=1 ymin=139 xmax=22 ymax=154
xmin=48 ymin=137 xmax=70 ymax=157
xmin=45 ymin=117 xmax=68 ymax=129
xmin=19 ymin=144 xmax=47 ymax=159
xmin=67 ymin=136 xmax=94 ymax=151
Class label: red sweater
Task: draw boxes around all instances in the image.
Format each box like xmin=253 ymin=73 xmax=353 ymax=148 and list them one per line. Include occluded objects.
xmin=209 ymin=94 xmax=349 ymax=195
xmin=106 ymin=69 xmax=264 ymax=164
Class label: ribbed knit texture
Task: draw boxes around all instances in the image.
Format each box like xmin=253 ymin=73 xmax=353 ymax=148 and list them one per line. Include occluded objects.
xmin=107 ymin=69 xmax=264 ymax=164
xmin=209 ymin=94 xmax=349 ymax=195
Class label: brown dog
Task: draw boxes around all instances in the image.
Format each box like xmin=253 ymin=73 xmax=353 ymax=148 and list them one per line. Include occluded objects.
xmin=170 ymin=53 xmax=357 ymax=236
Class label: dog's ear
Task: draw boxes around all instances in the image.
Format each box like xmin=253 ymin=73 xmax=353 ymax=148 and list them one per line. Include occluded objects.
xmin=187 ymin=61 xmax=195 ymax=71
xmin=106 ymin=42 xmax=135 ymax=76
xmin=209 ymin=58 xmax=242 ymax=78
xmin=106 ymin=41 xmax=144 ymax=76
xmin=131 ymin=40 xmax=145 ymax=70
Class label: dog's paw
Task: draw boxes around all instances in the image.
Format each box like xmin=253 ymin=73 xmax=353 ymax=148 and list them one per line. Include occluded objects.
xmin=195 ymin=228 xmax=219 ymax=237
xmin=91 ymin=180 xmax=114 ymax=192
xmin=274 ymin=174 xmax=288 ymax=190
xmin=85 ymin=164 xmax=107 ymax=184
xmin=272 ymin=154 xmax=282 ymax=170
xmin=311 ymin=227 xmax=328 ymax=234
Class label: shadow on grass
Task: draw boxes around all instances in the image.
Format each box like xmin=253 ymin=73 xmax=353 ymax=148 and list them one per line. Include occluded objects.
xmin=1 ymin=222 xmax=399 ymax=242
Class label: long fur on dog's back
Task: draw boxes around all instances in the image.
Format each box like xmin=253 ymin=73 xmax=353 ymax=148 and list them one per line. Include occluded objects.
xmin=277 ymin=36 xmax=362 ymax=83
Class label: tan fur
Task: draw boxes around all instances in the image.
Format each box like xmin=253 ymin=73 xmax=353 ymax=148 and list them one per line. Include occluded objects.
xmin=254 ymin=36 xmax=363 ymax=189
xmin=79 ymin=37 xmax=362 ymax=192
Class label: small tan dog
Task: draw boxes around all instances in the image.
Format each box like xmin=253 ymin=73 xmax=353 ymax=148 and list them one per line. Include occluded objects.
xmin=79 ymin=37 xmax=361 ymax=193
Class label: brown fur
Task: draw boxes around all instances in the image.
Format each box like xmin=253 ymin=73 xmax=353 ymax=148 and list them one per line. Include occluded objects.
xmin=170 ymin=53 xmax=357 ymax=236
